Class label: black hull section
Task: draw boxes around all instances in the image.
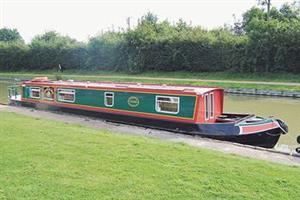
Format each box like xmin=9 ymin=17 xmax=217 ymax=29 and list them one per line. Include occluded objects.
xmin=19 ymin=101 xmax=282 ymax=148
xmin=204 ymin=128 xmax=282 ymax=149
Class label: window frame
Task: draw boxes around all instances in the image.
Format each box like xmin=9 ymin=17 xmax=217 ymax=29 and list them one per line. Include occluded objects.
xmin=57 ymin=88 xmax=76 ymax=103
xmin=29 ymin=87 xmax=41 ymax=99
xmin=104 ymin=92 xmax=114 ymax=107
xmin=155 ymin=95 xmax=180 ymax=115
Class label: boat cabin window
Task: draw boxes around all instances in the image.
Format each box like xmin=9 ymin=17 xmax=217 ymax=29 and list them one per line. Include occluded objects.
xmin=210 ymin=93 xmax=214 ymax=118
xmin=42 ymin=87 xmax=54 ymax=101
xmin=155 ymin=96 xmax=179 ymax=114
xmin=205 ymin=94 xmax=209 ymax=120
xmin=104 ymin=92 xmax=114 ymax=107
xmin=29 ymin=87 xmax=41 ymax=99
xmin=57 ymin=88 xmax=75 ymax=103
xmin=205 ymin=93 xmax=214 ymax=120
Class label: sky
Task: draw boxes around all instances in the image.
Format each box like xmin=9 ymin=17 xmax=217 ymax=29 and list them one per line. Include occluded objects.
xmin=0 ymin=0 xmax=296 ymax=43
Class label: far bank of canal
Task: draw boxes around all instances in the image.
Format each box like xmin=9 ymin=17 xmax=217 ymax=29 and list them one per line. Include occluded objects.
xmin=1 ymin=80 xmax=299 ymax=148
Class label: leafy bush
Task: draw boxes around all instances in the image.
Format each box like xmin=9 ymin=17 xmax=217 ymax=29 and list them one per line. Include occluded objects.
xmin=28 ymin=31 xmax=87 ymax=70
xmin=0 ymin=41 xmax=28 ymax=71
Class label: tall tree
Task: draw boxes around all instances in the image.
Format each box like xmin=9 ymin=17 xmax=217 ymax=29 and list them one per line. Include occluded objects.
xmin=0 ymin=28 xmax=24 ymax=42
xmin=258 ymin=0 xmax=271 ymax=20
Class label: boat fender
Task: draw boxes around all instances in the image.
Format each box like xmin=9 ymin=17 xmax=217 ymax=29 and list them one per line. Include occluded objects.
xmin=276 ymin=119 xmax=288 ymax=134
xmin=296 ymin=136 xmax=300 ymax=154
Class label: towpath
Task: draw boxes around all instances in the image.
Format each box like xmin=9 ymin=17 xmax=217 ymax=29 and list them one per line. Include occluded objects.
xmin=2 ymin=73 xmax=300 ymax=86
xmin=1 ymin=104 xmax=300 ymax=166
xmin=79 ymin=75 xmax=300 ymax=86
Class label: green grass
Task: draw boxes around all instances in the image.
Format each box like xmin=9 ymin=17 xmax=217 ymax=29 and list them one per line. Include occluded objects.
xmin=0 ymin=112 xmax=300 ymax=199
xmin=1 ymin=70 xmax=300 ymax=92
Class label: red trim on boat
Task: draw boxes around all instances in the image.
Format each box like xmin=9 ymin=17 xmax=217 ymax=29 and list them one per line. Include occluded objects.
xmin=240 ymin=122 xmax=278 ymax=135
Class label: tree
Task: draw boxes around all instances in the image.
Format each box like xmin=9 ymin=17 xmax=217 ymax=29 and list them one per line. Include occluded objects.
xmin=0 ymin=42 xmax=28 ymax=71
xmin=0 ymin=28 xmax=24 ymax=42
xmin=87 ymin=32 xmax=125 ymax=70
xmin=242 ymin=7 xmax=265 ymax=33
xmin=279 ymin=3 xmax=300 ymax=21
xmin=32 ymin=31 xmax=76 ymax=44
xmin=139 ymin=12 xmax=158 ymax=26
xmin=176 ymin=19 xmax=192 ymax=32
xmin=29 ymin=31 xmax=86 ymax=70
xmin=258 ymin=0 xmax=271 ymax=20
xmin=232 ymin=14 xmax=244 ymax=35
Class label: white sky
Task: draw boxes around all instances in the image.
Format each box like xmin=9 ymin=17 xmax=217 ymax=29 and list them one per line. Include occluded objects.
xmin=0 ymin=0 xmax=295 ymax=43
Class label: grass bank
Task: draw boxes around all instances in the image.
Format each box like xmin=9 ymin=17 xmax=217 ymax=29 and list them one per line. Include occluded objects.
xmin=0 ymin=111 xmax=300 ymax=199
xmin=1 ymin=70 xmax=300 ymax=91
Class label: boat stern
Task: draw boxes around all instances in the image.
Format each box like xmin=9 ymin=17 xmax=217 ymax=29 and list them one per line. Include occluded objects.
xmin=7 ymin=85 xmax=22 ymax=105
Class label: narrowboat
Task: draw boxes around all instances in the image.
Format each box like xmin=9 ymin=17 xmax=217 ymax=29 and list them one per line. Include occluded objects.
xmin=8 ymin=77 xmax=288 ymax=148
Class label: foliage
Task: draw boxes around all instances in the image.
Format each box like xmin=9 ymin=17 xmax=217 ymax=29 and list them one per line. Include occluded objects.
xmin=242 ymin=3 xmax=300 ymax=72
xmin=0 ymin=41 xmax=28 ymax=71
xmin=86 ymin=32 xmax=125 ymax=71
xmin=0 ymin=112 xmax=300 ymax=199
xmin=28 ymin=31 xmax=87 ymax=70
xmin=0 ymin=28 xmax=27 ymax=71
xmin=0 ymin=3 xmax=299 ymax=74
xmin=0 ymin=28 xmax=24 ymax=42
xmin=69 ymin=4 xmax=300 ymax=74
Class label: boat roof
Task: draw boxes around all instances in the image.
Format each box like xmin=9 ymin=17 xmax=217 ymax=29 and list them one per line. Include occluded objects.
xmin=23 ymin=77 xmax=223 ymax=95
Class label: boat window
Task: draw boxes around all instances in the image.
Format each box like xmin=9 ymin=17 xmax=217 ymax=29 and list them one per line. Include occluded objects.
xmin=29 ymin=87 xmax=41 ymax=99
xmin=104 ymin=92 xmax=114 ymax=107
xmin=156 ymin=96 xmax=179 ymax=114
xmin=205 ymin=94 xmax=209 ymax=120
xmin=57 ymin=88 xmax=75 ymax=103
xmin=210 ymin=93 xmax=214 ymax=118
xmin=42 ymin=87 xmax=54 ymax=101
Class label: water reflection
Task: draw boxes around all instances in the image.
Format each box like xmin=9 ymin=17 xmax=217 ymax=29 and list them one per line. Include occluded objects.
xmin=0 ymin=81 xmax=12 ymax=104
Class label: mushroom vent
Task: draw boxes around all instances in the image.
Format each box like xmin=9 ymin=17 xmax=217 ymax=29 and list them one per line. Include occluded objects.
xmin=31 ymin=77 xmax=49 ymax=82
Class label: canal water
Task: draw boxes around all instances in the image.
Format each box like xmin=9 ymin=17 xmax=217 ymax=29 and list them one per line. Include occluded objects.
xmin=0 ymin=81 xmax=13 ymax=104
xmin=0 ymin=81 xmax=299 ymax=147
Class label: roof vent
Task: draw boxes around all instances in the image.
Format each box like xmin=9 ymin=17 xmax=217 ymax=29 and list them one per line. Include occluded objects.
xmin=115 ymin=84 xmax=128 ymax=88
xmin=183 ymin=88 xmax=194 ymax=92
xmin=31 ymin=77 xmax=49 ymax=82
